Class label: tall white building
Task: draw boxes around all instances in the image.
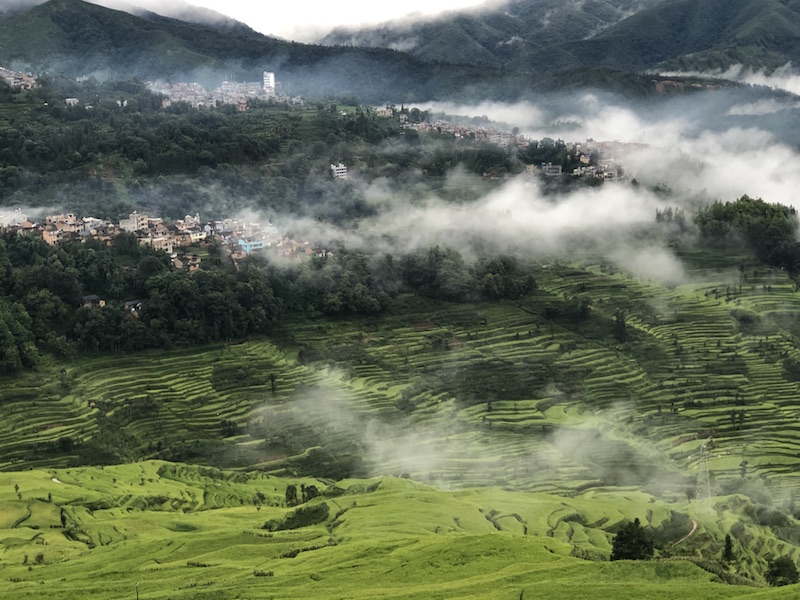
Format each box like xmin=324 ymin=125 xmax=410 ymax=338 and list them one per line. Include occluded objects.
xmin=263 ymin=71 xmax=276 ymax=96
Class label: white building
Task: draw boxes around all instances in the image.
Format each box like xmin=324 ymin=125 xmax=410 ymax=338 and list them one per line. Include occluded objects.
xmin=119 ymin=211 xmax=149 ymax=232
xmin=330 ymin=163 xmax=348 ymax=179
xmin=541 ymin=162 xmax=562 ymax=177
xmin=263 ymin=71 xmax=275 ymax=96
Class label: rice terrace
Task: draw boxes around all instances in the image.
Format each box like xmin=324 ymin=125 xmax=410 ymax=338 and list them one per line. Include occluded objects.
xmin=4 ymin=224 xmax=800 ymax=597
xmin=4 ymin=0 xmax=800 ymax=597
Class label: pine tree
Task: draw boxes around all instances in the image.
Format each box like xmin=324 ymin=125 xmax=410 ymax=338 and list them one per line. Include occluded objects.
xmin=610 ymin=518 xmax=654 ymax=561
xmin=722 ymin=534 xmax=734 ymax=562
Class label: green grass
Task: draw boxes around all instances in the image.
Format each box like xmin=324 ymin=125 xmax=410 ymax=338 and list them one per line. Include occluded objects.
xmin=4 ymin=260 xmax=800 ymax=594
xmin=0 ymin=462 xmax=795 ymax=599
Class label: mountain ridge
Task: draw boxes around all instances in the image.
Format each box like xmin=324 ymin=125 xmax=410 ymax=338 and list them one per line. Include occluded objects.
xmin=0 ymin=0 xmax=472 ymax=101
xmin=322 ymin=0 xmax=800 ymax=75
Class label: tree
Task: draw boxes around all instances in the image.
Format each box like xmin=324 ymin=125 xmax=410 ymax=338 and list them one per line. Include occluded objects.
xmin=765 ymin=555 xmax=799 ymax=586
xmin=613 ymin=309 xmax=628 ymax=342
xmin=722 ymin=534 xmax=735 ymax=562
xmin=285 ymin=484 xmax=298 ymax=507
xmin=610 ymin=518 xmax=654 ymax=561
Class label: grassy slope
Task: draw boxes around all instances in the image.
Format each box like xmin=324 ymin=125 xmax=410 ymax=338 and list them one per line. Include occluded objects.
xmin=0 ymin=462 xmax=794 ymax=599
xmin=3 ymin=248 xmax=800 ymax=592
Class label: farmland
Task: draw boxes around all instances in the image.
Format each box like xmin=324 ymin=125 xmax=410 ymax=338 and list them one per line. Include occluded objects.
xmin=0 ymin=461 xmax=794 ymax=599
xmin=3 ymin=247 xmax=800 ymax=594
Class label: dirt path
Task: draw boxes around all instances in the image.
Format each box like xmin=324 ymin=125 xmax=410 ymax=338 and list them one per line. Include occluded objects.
xmin=673 ymin=519 xmax=699 ymax=546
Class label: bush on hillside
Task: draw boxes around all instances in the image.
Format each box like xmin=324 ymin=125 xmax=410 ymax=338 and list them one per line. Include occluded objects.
xmin=263 ymin=502 xmax=330 ymax=532
xmin=765 ymin=555 xmax=799 ymax=586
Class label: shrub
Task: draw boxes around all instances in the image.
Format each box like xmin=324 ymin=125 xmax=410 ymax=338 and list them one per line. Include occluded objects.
xmin=766 ymin=556 xmax=799 ymax=586
xmin=263 ymin=502 xmax=330 ymax=532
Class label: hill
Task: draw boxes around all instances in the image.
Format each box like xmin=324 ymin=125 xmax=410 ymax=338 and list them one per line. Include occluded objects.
xmin=571 ymin=0 xmax=800 ymax=73
xmin=0 ymin=0 xmax=518 ymax=102
xmin=0 ymin=461 xmax=796 ymax=597
xmin=0 ymin=0 xmax=736 ymax=102
xmin=323 ymin=0 xmax=661 ymax=71
xmin=323 ymin=0 xmax=800 ymax=76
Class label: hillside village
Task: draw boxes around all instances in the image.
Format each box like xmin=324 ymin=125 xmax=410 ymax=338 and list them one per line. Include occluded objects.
xmin=0 ymin=209 xmax=323 ymax=273
xmin=0 ymin=66 xmax=36 ymax=90
xmin=399 ymin=112 xmax=635 ymax=181
xmin=146 ymin=70 xmax=305 ymax=110
xmin=1 ymin=64 xmax=632 ymax=182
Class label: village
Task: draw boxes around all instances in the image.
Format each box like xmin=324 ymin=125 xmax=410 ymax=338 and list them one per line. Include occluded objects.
xmin=2 ymin=64 xmax=634 ymax=182
xmin=145 ymin=70 xmax=305 ymax=110
xmin=0 ymin=66 xmax=37 ymax=90
xmin=399 ymin=112 xmax=638 ymax=181
xmin=0 ymin=208 xmax=326 ymax=274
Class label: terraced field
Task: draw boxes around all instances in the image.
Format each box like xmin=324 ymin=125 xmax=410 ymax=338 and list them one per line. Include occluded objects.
xmin=2 ymin=257 xmax=800 ymax=593
xmin=2 ymin=259 xmax=800 ymax=499
xmin=0 ymin=462 xmax=796 ymax=598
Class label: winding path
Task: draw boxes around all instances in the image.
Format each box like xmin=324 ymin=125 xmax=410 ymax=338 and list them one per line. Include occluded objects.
xmin=672 ymin=519 xmax=699 ymax=546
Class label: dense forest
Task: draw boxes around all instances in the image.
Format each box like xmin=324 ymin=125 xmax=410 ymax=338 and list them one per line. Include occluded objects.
xmin=0 ymin=77 xmax=533 ymax=220
xmin=0 ymin=230 xmax=539 ymax=376
xmin=695 ymin=195 xmax=800 ymax=274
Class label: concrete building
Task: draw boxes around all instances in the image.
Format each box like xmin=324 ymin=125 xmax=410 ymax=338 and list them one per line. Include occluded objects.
xmin=120 ymin=211 xmax=149 ymax=232
xmin=263 ymin=71 xmax=275 ymax=96
xmin=541 ymin=162 xmax=563 ymax=178
xmin=330 ymin=163 xmax=348 ymax=179
xmin=238 ymin=238 xmax=266 ymax=255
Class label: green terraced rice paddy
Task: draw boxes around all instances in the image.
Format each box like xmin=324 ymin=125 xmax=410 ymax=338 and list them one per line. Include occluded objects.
xmin=3 ymin=261 xmax=800 ymax=595
xmin=0 ymin=463 xmax=796 ymax=599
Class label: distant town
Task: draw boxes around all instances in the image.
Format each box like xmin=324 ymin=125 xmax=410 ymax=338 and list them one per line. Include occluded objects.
xmin=1 ymin=64 xmax=637 ymax=181
xmin=146 ymin=70 xmax=306 ymax=110
xmin=0 ymin=209 xmax=329 ymax=273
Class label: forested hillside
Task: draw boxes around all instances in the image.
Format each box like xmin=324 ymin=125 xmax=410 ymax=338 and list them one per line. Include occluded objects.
xmin=323 ymin=0 xmax=661 ymax=70
xmin=323 ymin=0 xmax=800 ymax=75
xmin=0 ymin=0 xmax=513 ymax=102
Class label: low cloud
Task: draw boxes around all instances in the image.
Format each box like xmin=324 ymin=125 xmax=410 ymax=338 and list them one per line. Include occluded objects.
xmin=658 ymin=63 xmax=800 ymax=97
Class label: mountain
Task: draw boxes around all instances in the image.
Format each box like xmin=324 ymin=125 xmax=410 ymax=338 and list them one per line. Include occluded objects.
xmin=0 ymin=0 xmax=750 ymax=104
xmin=323 ymin=0 xmax=800 ymax=76
xmin=0 ymin=0 xmax=255 ymax=33
xmin=90 ymin=0 xmax=253 ymax=32
xmin=0 ymin=0 xmax=511 ymax=102
xmin=323 ymin=0 xmax=660 ymax=71
xmin=572 ymin=0 xmax=800 ymax=73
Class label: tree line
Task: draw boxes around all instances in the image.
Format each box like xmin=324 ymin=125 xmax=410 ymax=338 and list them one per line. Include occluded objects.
xmin=695 ymin=195 xmax=800 ymax=275
xmin=0 ymin=232 xmax=537 ymax=376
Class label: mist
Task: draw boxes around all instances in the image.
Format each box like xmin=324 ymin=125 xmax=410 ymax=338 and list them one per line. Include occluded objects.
xmin=659 ymin=63 xmax=800 ymax=97
xmin=0 ymin=0 xmax=250 ymax=28
xmin=258 ymin=367 xmax=690 ymax=494
xmin=414 ymin=88 xmax=800 ymax=208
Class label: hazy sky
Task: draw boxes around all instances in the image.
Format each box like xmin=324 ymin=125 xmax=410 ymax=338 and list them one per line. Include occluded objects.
xmin=3 ymin=0 xmax=491 ymax=41
xmin=143 ymin=0 xmax=490 ymax=41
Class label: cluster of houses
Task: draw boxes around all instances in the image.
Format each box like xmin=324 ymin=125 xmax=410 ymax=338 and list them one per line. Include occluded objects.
xmin=0 ymin=66 xmax=36 ymax=90
xmin=402 ymin=118 xmax=531 ymax=150
xmin=146 ymin=71 xmax=303 ymax=111
xmin=526 ymin=141 xmax=629 ymax=181
xmin=0 ymin=209 xmax=326 ymax=272
xmin=395 ymin=111 xmax=630 ymax=181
